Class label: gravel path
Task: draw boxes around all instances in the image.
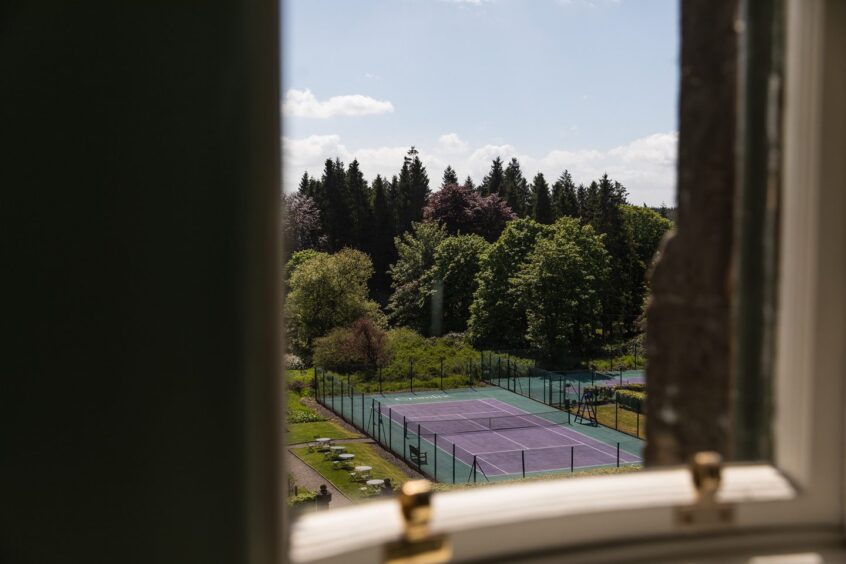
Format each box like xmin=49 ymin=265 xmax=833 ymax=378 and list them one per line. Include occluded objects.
xmin=287 ymin=451 xmax=352 ymax=509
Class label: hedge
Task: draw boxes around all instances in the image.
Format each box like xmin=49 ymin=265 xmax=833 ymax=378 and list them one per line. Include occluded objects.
xmin=615 ymin=389 xmax=645 ymax=412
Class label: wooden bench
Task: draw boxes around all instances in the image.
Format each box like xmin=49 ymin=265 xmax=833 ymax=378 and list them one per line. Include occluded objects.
xmin=409 ymin=445 xmax=428 ymax=465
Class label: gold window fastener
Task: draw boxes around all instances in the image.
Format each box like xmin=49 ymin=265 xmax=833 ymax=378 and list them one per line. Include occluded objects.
xmin=676 ymin=451 xmax=735 ymax=528
xmin=385 ymin=480 xmax=452 ymax=564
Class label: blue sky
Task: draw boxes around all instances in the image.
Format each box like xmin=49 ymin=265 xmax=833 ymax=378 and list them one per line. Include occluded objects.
xmin=283 ymin=0 xmax=679 ymax=206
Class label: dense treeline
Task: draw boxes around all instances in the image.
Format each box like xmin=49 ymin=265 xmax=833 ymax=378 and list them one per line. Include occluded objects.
xmin=283 ymin=147 xmax=673 ymax=365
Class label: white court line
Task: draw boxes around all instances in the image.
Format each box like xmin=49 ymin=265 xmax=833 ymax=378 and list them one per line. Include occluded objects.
xmin=454 ymin=411 xmax=533 ymax=451
xmin=478 ymin=398 xmax=630 ymax=463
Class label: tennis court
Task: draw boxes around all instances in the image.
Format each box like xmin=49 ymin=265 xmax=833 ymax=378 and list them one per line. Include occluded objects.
xmin=385 ymin=397 xmax=641 ymax=478
xmin=316 ymin=370 xmax=644 ymax=482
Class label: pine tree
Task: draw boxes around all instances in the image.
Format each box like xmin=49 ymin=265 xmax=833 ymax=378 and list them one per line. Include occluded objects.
xmin=370 ymin=174 xmax=395 ymax=299
xmin=320 ymin=158 xmax=351 ymax=251
xmin=345 ymin=159 xmax=371 ymax=250
xmin=531 ymin=173 xmax=553 ymax=224
xmin=479 ymin=157 xmax=504 ymax=197
xmin=463 ymin=175 xmax=476 ymax=192
xmin=441 ymin=165 xmax=459 ymax=188
xmin=576 ymin=184 xmax=588 ymax=218
xmin=297 ymin=172 xmax=310 ymax=195
xmin=395 ymin=147 xmax=430 ymax=235
xmin=502 ymin=158 xmax=531 ymax=216
xmin=551 ymin=170 xmax=579 ymax=218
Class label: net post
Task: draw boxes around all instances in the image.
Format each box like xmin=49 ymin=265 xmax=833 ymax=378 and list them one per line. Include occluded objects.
xmin=434 ymin=434 xmax=438 ymax=481
xmin=570 ymin=445 xmax=574 ymax=472
xmin=616 ymin=442 xmax=620 ymax=467
xmin=521 ymin=450 xmax=526 ymax=478
xmin=452 ymin=443 xmax=456 ymax=484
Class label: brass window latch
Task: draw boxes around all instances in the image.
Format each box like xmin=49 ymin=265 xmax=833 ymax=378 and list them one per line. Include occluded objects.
xmin=676 ymin=451 xmax=735 ymax=528
xmin=385 ymin=480 xmax=452 ymax=564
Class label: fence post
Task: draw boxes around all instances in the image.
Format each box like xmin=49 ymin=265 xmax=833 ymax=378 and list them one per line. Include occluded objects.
xmin=371 ymin=398 xmax=375 ymax=436
xmin=636 ymin=403 xmax=640 ymax=438
xmin=410 ymin=359 xmax=414 ymax=394
xmin=379 ymin=367 xmax=383 ymax=395
xmin=452 ymin=443 xmax=456 ymax=484
xmin=403 ymin=416 xmax=407 ymax=462
xmin=331 ymin=376 xmax=335 ymax=411
xmin=521 ymin=450 xmax=526 ymax=478
xmin=615 ymin=399 xmax=619 ymax=430
xmin=619 ymin=368 xmax=623 ymax=387
xmin=440 ymin=359 xmax=444 ymax=390
xmin=388 ymin=407 xmax=393 ymax=451
xmin=617 ymin=442 xmax=620 ymax=467
xmin=434 ymin=434 xmax=438 ymax=482
xmin=361 ymin=393 xmax=365 ymax=431
xmin=417 ymin=424 xmax=422 ymax=474
xmin=528 ymin=375 xmax=531 ymax=399
xmin=571 ymin=445 xmax=574 ymax=472
xmin=473 ymin=455 xmax=477 ymax=483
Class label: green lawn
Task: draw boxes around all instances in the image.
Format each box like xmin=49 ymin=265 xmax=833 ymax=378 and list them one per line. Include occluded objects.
xmin=595 ymin=404 xmax=646 ymax=439
xmin=291 ymin=442 xmax=411 ymax=500
xmin=286 ymin=420 xmax=360 ymax=445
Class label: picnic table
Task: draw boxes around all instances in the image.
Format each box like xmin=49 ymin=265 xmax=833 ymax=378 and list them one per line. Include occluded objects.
xmin=324 ymin=445 xmax=346 ymax=459
xmin=336 ymin=453 xmax=355 ymax=469
xmin=366 ymin=479 xmax=385 ymax=489
xmin=312 ymin=437 xmax=333 ymax=451
xmin=352 ymin=465 xmax=372 ymax=481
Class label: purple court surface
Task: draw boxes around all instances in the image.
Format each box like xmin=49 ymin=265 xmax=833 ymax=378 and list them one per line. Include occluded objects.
xmin=384 ymin=398 xmax=641 ymax=477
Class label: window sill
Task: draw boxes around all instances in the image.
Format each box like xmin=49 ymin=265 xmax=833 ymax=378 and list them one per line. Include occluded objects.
xmin=290 ymin=464 xmax=799 ymax=563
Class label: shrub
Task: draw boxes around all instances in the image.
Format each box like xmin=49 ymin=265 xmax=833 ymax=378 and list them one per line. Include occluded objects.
xmin=285 ymin=353 xmax=306 ymax=370
xmin=615 ymin=389 xmax=645 ymax=412
xmin=287 ymin=489 xmax=318 ymax=507
xmin=287 ymin=409 xmax=326 ymax=424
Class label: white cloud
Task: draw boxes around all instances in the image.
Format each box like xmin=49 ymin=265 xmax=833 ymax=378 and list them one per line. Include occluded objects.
xmin=364 ymin=73 xmax=381 ymax=80
xmin=436 ymin=133 xmax=469 ymax=154
xmin=284 ymin=132 xmax=678 ymax=206
xmin=282 ymin=88 xmax=394 ymax=119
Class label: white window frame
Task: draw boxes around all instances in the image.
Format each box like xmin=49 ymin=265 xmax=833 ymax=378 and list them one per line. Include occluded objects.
xmin=288 ymin=1 xmax=846 ymax=561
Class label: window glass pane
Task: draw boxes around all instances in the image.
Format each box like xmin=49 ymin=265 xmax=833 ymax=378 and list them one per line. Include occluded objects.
xmin=282 ymin=0 xmax=686 ymax=514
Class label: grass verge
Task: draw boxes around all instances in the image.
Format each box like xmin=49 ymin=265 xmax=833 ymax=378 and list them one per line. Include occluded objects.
xmin=290 ymin=443 xmax=411 ymax=501
xmin=286 ymin=420 xmax=360 ymax=445
xmin=594 ymin=404 xmax=646 ymax=439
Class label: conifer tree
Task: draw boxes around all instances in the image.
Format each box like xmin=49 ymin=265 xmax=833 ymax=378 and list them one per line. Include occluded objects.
xmin=479 ymin=157 xmax=504 ymax=197
xmin=395 ymin=147 xmax=430 ymax=235
xmin=463 ymin=175 xmax=476 ymax=192
xmin=502 ymin=158 xmax=531 ymax=216
xmin=576 ymin=184 xmax=588 ymax=218
xmin=297 ymin=172 xmax=310 ymax=195
xmin=345 ymin=159 xmax=371 ymax=250
xmin=370 ymin=174 xmax=395 ymax=298
xmin=531 ymin=173 xmax=553 ymax=224
xmin=319 ymin=158 xmax=351 ymax=251
xmin=441 ymin=165 xmax=459 ymax=188
xmin=551 ymin=170 xmax=579 ymax=218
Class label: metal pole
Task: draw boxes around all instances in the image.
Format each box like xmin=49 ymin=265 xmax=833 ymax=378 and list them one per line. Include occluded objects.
xmin=389 ymin=407 xmax=393 ymax=451
xmin=417 ymin=424 xmax=422 ymax=473
xmin=619 ymin=368 xmax=623 ymax=387
xmin=617 ymin=443 xmax=620 ymax=467
xmin=440 ymin=359 xmax=444 ymax=390
xmin=571 ymin=446 xmax=574 ymax=472
xmin=371 ymin=398 xmax=376 ymax=436
xmin=636 ymin=403 xmax=640 ymax=438
xmin=434 ymin=434 xmax=438 ymax=481
xmin=403 ymin=416 xmax=407 ymax=462
xmin=410 ymin=359 xmax=414 ymax=394
xmin=379 ymin=367 xmax=383 ymax=395
xmin=473 ymin=456 xmax=477 ymax=483
xmin=361 ymin=392 xmax=365 ymax=431
xmin=615 ymin=399 xmax=619 ymax=430
xmin=521 ymin=450 xmax=526 ymax=478
xmin=331 ymin=377 xmax=335 ymax=411
xmin=452 ymin=443 xmax=456 ymax=484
